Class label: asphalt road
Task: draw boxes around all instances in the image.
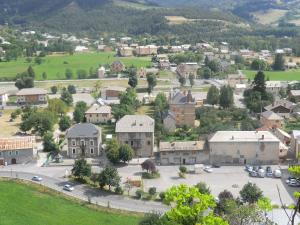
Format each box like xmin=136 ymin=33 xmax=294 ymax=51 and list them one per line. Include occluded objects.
xmin=0 ymin=170 xmax=168 ymax=213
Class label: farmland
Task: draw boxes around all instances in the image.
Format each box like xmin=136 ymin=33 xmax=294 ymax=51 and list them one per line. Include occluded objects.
xmin=0 ymin=179 xmax=140 ymax=225
xmin=0 ymin=52 xmax=152 ymax=81
xmin=243 ymin=69 xmax=300 ymax=81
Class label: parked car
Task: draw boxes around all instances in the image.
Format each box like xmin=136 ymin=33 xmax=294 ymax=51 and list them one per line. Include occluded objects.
xmin=258 ymin=169 xmax=265 ymax=178
xmin=253 ymin=166 xmax=259 ymax=172
xmin=245 ymin=165 xmax=253 ymax=172
xmin=250 ymin=171 xmax=258 ymax=177
xmin=212 ymin=163 xmax=221 ymax=168
xmin=274 ymin=169 xmax=282 ymax=178
xmin=288 ymin=179 xmax=300 ymax=187
xmin=266 ymin=166 xmax=273 ymax=177
xmin=286 ymin=176 xmax=296 ymax=184
xmin=204 ymin=166 xmax=213 ymax=173
xmin=32 ymin=176 xmax=43 ymax=182
xmin=63 ymin=184 xmax=74 ymax=192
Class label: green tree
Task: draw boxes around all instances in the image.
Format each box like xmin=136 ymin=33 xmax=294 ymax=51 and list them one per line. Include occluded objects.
xmin=146 ymin=73 xmax=157 ymax=94
xmin=252 ymin=71 xmax=266 ymax=94
xmin=59 ymin=115 xmax=71 ymax=132
xmin=67 ymin=85 xmax=76 ymax=94
xmin=72 ymin=158 xmax=91 ymax=179
xmin=219 ymin=85 xmax=233 ymax=109
xmin=163 ymin=184 xmax=228 ymax=225
xmin=34 ymin=57 xmax=42 ymax=65
xmin=73 ymin=101 xmax=87 ymax=123
xmin=207 ymin=60 xmax=220 ymax=73
xmin=98 ymin=166 xmax=121 ymax=191
xmin=195 ymin=182 xmax=211 ymax=194
xmin=60 ymin=90 xmax=73 ymax=106
xmin=15 ymin=72 xmax=34 ymax=90
xmin=273 ymin=53 xmax=285 ymax=71
xmin=105 ymin=138 xmax=120 ymax=164
xmin=178 ymin=76 xmax=186 ymax=87
xmin=27 ymin=65 xmax=35 ymax=78
xmin=240 ymin=182 xmax=263 ymax=204
xmin=51 ymin=86 xmax=58 ymax=94
xmin=119 ymin=144 xmax=134 ymax=163
xmin=206 ymin=85 xmax=220 ymax=105
xmin=65 ymin=69 xmax=73 ymax=79
xmin=112 ymin=88 xmax=138 ymax=119
xmin=47 ymin=98 xmax=68 ymax=116
xmin=10 ymin=112 xmax=17 ymax=121
xmin=43 ymin=131 xmax=59 ymax=152
xmin=200 ymin=67 xmax=212 ymax=79
xmin=141 ymin=159 xmax=156 ymax=173
xmin=77 ymin=69 xmax=87 ymax=79
xmin=42 ymin=72 xmax=47 ymax=80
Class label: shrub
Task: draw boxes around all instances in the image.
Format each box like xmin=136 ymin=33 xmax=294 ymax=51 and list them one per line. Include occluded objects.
xmin=136 ymin=189 xmax=143 ymax=199
xmin=142 ymin=170 xmax=160 ymax=179
xmin=179 ymin=166 xmax=187 ymax=173
xmin=115 ymin=185 xmax=124 ymax=195
xmin=159 ymin=192 xmax=165 ymax=201
xmin=148 ymin=187 xmax=157 ymax=196
xmin=178 ymin=171 xmax=186 ymax=178
xmin=143 ymin=194 xmax=152 ymax=200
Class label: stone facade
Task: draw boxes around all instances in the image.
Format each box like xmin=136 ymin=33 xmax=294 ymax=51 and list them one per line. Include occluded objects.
xmin=16 ymin=88 xmax=47 ymax=105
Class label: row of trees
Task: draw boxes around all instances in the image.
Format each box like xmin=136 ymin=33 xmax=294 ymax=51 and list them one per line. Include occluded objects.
xmin=105 ymin=139 xmax=134 ymax=164
xmin=206 ymin=85 xmax=234 ymax=108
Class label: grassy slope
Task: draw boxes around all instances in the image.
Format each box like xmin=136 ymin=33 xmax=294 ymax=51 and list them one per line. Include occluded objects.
xmin=243 ymin=69 xmax=300 ymax=81
xmin=0 ymin=52 xmax=151 ymax=80
xmin=0 ymin=180 xmax=140 ymax=225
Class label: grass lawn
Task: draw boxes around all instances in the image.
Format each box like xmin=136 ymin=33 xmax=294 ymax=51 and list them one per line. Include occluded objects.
xmin=0 ymin=52 xmax=151 ymax=80
xmin=0 ymin=109 xmax=20 ymax=137
xmin=0 ymin=179 xmax=141 ymax=225
xmin=243 ymin=69 xmax=300 ymax=81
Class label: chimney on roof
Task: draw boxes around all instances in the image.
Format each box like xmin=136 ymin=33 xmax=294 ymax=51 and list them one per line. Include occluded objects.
xmin=261 ymin=135 xmax=264 ymax=140
xmin=232 ymin=136 xmax=234 ymax=140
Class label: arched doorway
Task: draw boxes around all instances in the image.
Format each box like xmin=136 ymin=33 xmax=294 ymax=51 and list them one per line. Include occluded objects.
xmin=11 ymin=158 xmax=16 ymax=164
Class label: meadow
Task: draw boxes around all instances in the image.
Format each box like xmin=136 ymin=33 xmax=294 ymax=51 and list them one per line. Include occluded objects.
xmin=243 ymin=69 xmax=300 ymax=81
xmin=0 ymin=51 xmax=151 ymax=80
xmin=0 ymin=179 xmax=140 ymax=225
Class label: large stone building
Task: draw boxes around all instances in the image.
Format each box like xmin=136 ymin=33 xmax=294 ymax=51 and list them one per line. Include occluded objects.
xmin=116 ymin=115 xmax=154 ymax=157
xmin=66 ymin=123 xmax=102 ymax=158
xmin=227 ymin=74 xmax=247 ymax=88
xmin=176 ymin=63 xmax=199 ymax=78
xmin=0 ymin=136 xmax=36 ymax=165
xmin=119 ymin=47 xmax=133 ymax=57
xmin=209 ymin=131 xmax=281 ymax=165
xmin=135 ymin=45 xmax=157 ymax=56
xmin=16 ymin=88 xmax=47 ymax=105
xmin=163 ymin=90 xmax=196 ymax=131
xmin=157 ymin=141 xmax=209 ymax=165
xmin=85 ymin=104 xmax=112 ymax=124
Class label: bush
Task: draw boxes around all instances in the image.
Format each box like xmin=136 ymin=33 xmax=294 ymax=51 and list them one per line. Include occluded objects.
xmin=179 ymin=166 xmax=187 ymax=173
xmin=142 ymin=170 xmax=160 ymax=179
xmin=159 ymin=192 xmax=165 ymax=201
xmin=136 ymin=189 xmax=143 ymax=199
xmin=115 ymin=185 xmax=124 ymax=195
xmin=148 ymin=187 xmax=157 ymax=196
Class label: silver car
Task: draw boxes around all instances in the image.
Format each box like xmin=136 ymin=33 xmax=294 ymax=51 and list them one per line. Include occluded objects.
xmin=32 ymin=176 xmax=43 ymax=182
xmin=63 ymin=184 xmax=74 ymax=192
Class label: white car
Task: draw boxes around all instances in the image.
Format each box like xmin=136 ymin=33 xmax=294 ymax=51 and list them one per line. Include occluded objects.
xmin=63 ymin=184 xmax=74 ymax=192
xmin=204 ymin=166 xmax=213 ymax=173
xmin=32 ymin=176 xmax=43 ymax=182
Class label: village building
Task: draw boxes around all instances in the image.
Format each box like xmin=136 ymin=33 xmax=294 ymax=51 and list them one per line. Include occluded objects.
xmin=260 ymin=111 xmax=284 ymax=129
xmin=110 ymin=61 xmax=125 ymax=73
xmin=264 ymin=99 xmax=295 ymax=119
xmin=137 ymin=67 xmax=147 ymax=78
xmin=157 ymin=141 xmax=209 ymax=165
xmin=85 ymin=104 xmax=112 ymax=124
xmin=16 ymin=88 xmax=47 ymax=105
xmin=290 ymin=90 xmax=300 ymax=103
xmin=101 ymin=87 xmax=126 ymax=101
xmin=227 ymin=74 xmax=247 ymax=88
xmin=66 ymin=123 xmax=102 ymax=158
xmin=135 ymin=45 xmax=157 ymax=56
xmin=97 ymin=66 xmax=106 ymax=78
xmin=163 ymin=90 xmax=196 ymax=132
xmin=0 ymin=136 xmax=36 ymax=165
xmin=291 ymin=130 xmax=300 ymax=159
xmin=209 ymin=131 xmax=281 ymax=165
xmin=266 ymin=81 xmax=282 ymax=96
xmin=176 ymin=62 xmax=199 ymax=78
xmin=119 ymin=47 xmax=133 ymax=57
xmin=116 ymin=115 xmax=154 ymax=157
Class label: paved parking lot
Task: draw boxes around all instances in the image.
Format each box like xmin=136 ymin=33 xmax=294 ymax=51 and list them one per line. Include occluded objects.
xmin=3 ymin=163 xmax=297 ymax=206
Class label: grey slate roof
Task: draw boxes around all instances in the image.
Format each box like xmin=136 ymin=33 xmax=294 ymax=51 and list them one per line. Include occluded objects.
xmin=66 ymin=123 xmax=100 ymax=138
xmin=16 ymin=88 xmax=47 ymax=96
xmin=159 ymin=141 xmax=205 ymax=152
xmin=261 ymin=111 xmax=283 ymax=120
xmin=116 ymin=115 xmax=154 ymax=133
xmin=85 ymin=104 xmax=111 ymax=114
xmin=170 ymin=91 xmax=195 ymax=104
xmin=264 ymin=99 xmax=295 ymax=111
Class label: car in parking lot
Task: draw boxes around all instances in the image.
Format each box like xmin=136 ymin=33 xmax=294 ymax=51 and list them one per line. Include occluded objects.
xmin=288 ymin=179 xmax=300 ymax=187
xmin=63 ymin=184 xmax=74 ymax=192
xmin=266 ymin=166 xmax=273 ymax=177
xmin=204 ymin=166 xmax=213 ymax=173
xmin=32 ymin=176 xmax=43 ymax=182
xmin=245 ymin=165 xmax=253 ymax=172
xmin=250 ymin=171 xmax=258 ymax=177
xmin=286 ymin=176 xmax=296 ymax=184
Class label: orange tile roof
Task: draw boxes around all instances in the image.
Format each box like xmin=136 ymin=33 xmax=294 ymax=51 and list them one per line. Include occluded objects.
xmin=0 ymin=136 xmax=36 ymax=151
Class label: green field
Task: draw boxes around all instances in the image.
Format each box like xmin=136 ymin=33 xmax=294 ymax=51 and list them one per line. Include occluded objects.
xmin=0 ymin=179 xmax=140 ymax=225
xmin=243 ymin=69 xmax=300 ymax=81
xmin=0 ymin=52 xmax=151 ymax=80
